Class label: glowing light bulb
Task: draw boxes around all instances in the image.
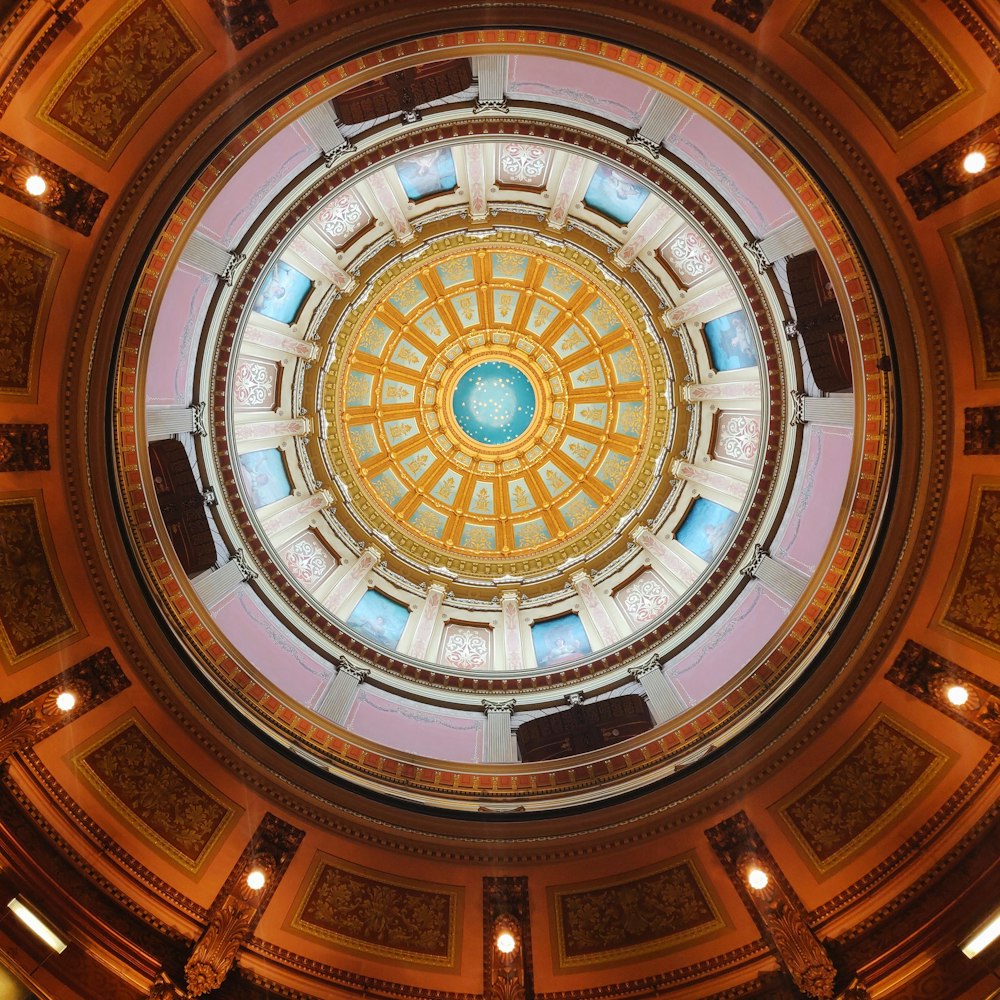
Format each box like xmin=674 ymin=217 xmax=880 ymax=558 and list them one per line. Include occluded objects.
xmin=496 ymin=931 xmax=516 ymax=954
xmin=24 ymin=174 xmax=47 ymax=197
xmin=963 ymin=151 xmax=987 ymax=175
xmin=55 ymin=691 xmax=76 ymax=712
xmin=747 ymin=867 xmax=769 ymax=891
xmin=946 ymin=684 xmax=969 ymax=707
xmin=246 ymin=869 xmax=266 ymax=891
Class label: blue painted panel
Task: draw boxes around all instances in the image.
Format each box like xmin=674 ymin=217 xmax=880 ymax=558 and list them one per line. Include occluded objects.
xmin=676 ymin=497 xmax=738 ymax=563
xmin=237 ymin=448 xmax=292 ymax=509
xmin=583 ymin=165 xmax=649 ymax=225
xmin=703 ymin=309 xmax=759 ymax=371
xmin=345 ymin=590 xmax=410 ymax=650
xmin=251 ymin=261 xmax=312 ymax=324
xmin=395 ymin=148 xmax=457 ymax=200
xmin=531 ymin=613 xmax=592 ymax=669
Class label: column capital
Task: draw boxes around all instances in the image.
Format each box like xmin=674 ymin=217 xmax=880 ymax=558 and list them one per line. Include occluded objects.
xmin=482 ymin=698 xmax=516 ymax=715
xmin=628 ymin=654 xmax=663 ymax=680
xmin=336 ymin=658 xmax=371 ymax=683
xmin=740 ymin=543 xmax=767 ymax=580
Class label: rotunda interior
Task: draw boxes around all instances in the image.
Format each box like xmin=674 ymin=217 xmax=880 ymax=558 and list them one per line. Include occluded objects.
xmin=0 ymin=2 xmax=997 ymax=999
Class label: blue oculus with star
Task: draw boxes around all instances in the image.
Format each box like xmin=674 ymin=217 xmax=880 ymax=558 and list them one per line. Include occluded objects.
xmin=451 ymin=361 xmax=536 ymax=445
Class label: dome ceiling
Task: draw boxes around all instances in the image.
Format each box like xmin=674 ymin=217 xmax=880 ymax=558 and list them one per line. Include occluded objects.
xmin=116 ymin=44 xmax=889 ymax=808
xmin=2 ymin=2 xmax=998 ymax=999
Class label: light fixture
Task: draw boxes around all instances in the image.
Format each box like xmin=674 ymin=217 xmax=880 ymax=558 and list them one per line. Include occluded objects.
xmin=7 ymin=897 xmax=68 ymax=953
xmin=747 ymin=867 xmax=769 ymax=891
xmin=946 ymin=684 xmax=970 ymax=707
xmin=962 ymin=906 xmax=1000 ymax=958
xmin=962 ymin=150 xmax=987 ymax=175
xmin=24 ymin=173 xmax=47 ymax=197
xmin=55 ymin=691 xmax=76 ymax=712
xmin=246 ymin=868 xmax=266 ymax=891
xmin=496 ymin=930 xmax=516 ymax=954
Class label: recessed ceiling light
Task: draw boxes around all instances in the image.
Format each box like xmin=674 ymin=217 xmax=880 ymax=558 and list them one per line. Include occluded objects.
xmin=55 ymin=691 xmax=76 ymax=712
xmin=962 ymin=907 xmax=1000 ymax=958
xmin=962 ymin=150 xmax=987 ymax=175
xmin=496 ymin=930 xmax=516 ymax=954
xmin=24 ymin=174 xmax=47 ymax=197
xmin=946 ymin=684 xmax=969 ymax=707
xmin=7 ymin=897 xmax=68 ymax=953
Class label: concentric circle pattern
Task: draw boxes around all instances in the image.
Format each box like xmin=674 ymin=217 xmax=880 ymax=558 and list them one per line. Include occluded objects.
xmin=318 ymin=234 xmax=671 ymax=576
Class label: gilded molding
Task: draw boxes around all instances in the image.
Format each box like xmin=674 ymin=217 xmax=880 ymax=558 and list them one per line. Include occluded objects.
xmin=887 ymin=641 xmax=1000 ymax=742
xmin=773 ymin=709 xmax=953 ymax=875
xmin=290 ymin=853 xmax=461 ymax=968
xmin=73 ymin=710 xmax=241 ymax=874
xmin=706 ymin=812 xmax=836 ymax=1000
xmin=0 ymin=131 xmax=107 ymax=234
xmin=35 ymin=0 xmax=207 ymax=164
xmin=0 ymin=492 xmax=79 ymax=667
xmin=0 ymin=647 xmax=128 ymax=762
xmin=185 ymin=812 xmax=303 ymax=996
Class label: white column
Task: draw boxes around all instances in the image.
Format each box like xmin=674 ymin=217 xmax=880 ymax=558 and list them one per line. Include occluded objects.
xmin=571 ymin=571 xmax=621 ymax=647
xmin=180 ymin=231 xmax=243 ymax=284
xmin=500 ymin=591 xmax=525 ymax=671
xmin=233 ymin=418 xmax=310 ymax=445
xmin=298 ymin=102 xmax=353 ymax=163
xmin=192 ymin=555 xmax=252 ymax=609
xmin=664 ymin=284 xmax=739 ymax=327
xmin=465 ymin=142 xmax=488 ymax=220
xmin=474 ymin=55 xmax=508 ymax=112
xmin=614 ymin=202 xmax=676 ymax=268
xmin=671 ymin=460 xmax=748 ymax=504
xmin=408 ymin=583 xmax=445 ymax=660
xmin=631 ymin=525 xmax=699 ymax=588
xmin=482 ymin=699 xmax=517 ymax=763
xmin=683 ymin=380 xmax=761 ymax=402
xmin=752 ymin=219 xmax=813 ymax=266
xmin=315 ymin=661 xmax=369 ymax=726
xmin=794 ymin=393 xmax=854 ymax=427
xmin=323 ymin=545 xmax=382 ymax=617
xmin=629 ymin=658 xmax=686 ymax=725
xmin=547 ymin=154 xmax=584 ymax=230
xmin=261 ymin=490 xmax=333 ymax=539
xmin=746 ymin=549 xmax=810 ymax=605
xmin=367 ymin=171 xmax=414 ymax=242
xmin=242 ymin=325 xmax=318 ymax=361
xmin=146 ymin=405 xmax=198 ymax=440
xmin=628 ymin=93 xmax=686 ymax=155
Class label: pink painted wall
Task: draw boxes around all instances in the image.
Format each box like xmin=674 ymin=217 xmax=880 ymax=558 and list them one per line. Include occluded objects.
xmin=144 ymin=262 xmax=214 ymax=404
xmin=668 ymin=582 xmax=788 ymax=704
xmin=670 ymin=113 xmax=798 ymax=236
xmin=212 ymin=587 xmax=331 ymax=706
xmin=347 ymin=687 xmax=483 ymax=762
xmin=198 ymin=122 xmax=319 ymax=247
xmin=773 ymin=424 xmax=853 ymax=576
xmin=507 ymin=55 xmax=655 ymax=125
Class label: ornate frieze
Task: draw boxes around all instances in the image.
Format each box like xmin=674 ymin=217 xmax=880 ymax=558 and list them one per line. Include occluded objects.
xmin=550 ymin=855 xmax=726 ymax=967
xmin=292 ymin=855 xmax=461 ymax=967
xmin=942 ymin=484 xmax=1000 ymax=650
xmin=0 ymin=494 xmax=78 ymax=665
xmin=0 ymin=647 xmax=128 ymax=762
xmin=774 ymin=711 xmax=951 ymax=873
xmin=887 ymin=640 xmax=1000 ymax=741
xmin=706 ymin=812 xmax=837 ymax=999
xmin=0 ymin=424 xmax=49 ymax=471
xmin=76 ymin=712 xmax=240 ymax=873
xmin=185 ymin=813 xmax=303 ymax=996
